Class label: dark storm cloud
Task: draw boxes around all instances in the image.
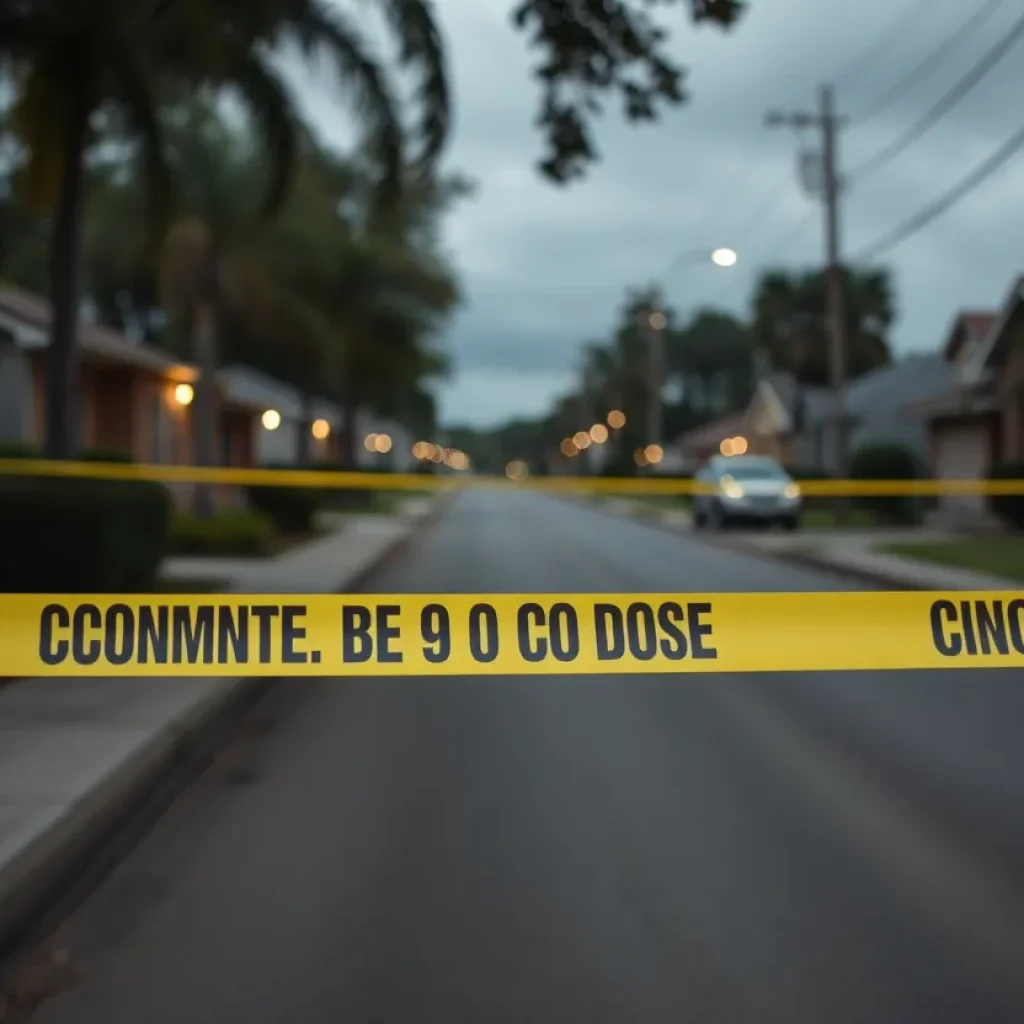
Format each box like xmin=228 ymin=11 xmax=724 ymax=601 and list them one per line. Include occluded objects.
xmin=299 ymin=0 xmax=1024 ymax=425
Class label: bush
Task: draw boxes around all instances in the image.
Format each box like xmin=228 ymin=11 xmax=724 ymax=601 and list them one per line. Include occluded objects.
xmin=170 ymin=509 xmax=274 ymax=556
xmin=81 ymin=448 xmax=134 ymax=463
xmin=246 ymin=462 xmax=321 ymax=531
xmin=850 ymin=442 xmax=920 ymax=524
xmin=0 ymin=475 xmax=172 ymax=592
xmin=988 ymin=460 xmax=1024 ymax=530
xmin=0 ymin=441 xmax=40 ymax=459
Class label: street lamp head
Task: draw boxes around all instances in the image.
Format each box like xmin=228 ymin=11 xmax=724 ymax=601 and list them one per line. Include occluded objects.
xmin=710 ymin=247 xmax=738 ymax=267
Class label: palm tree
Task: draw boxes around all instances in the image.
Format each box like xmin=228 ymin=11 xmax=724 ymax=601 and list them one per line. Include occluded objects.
xmin=1 ymin=0 xmax=449 ymax=459
xmin=752 ymin=267 xmax=893 ymax=386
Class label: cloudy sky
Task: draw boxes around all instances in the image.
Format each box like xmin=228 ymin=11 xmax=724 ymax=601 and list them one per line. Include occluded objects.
xmin=301 ymin=0 xmax=1024 ymax=427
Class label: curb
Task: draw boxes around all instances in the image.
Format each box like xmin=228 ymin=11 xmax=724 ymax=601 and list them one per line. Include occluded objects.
xmin=587 ymin=498 xmax=928 ymax=592
xmin=0 ymin=495 xmax=449 ymax=982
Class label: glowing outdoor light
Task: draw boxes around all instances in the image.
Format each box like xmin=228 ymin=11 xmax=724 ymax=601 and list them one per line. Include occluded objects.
xmin=590 ymin=423 xmax=609 ymax=443
xmin=607 ymin=409 xmax=626 ymax=429
xmin=644 ymin=444 xmax=664 ymax=464
xmin=374 ymin=433 xmax=393 ymax=453
xmin=262 ymin=409 xmax=281 ymax=430
xmin=711 ymin=247 xmax=738 ymax=267
xmin=506 ymin=460 xmax=528 ymax=481
xmin=364 ymin=433 xmax=378 ymax=452
xmin=173 ymin=383 xmax=194 ymax=406
xmin=311 ymin=418 xmax=330 ymax=440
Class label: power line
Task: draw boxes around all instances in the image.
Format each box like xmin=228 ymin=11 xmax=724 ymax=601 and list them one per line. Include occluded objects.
xmin=833 ymin=0 xmax=940 ymax=88
xmin=849 ymin=7 xmax=1024 ymax=181
xmin=853 ymin=118 xmax=1024 ymax=261
xmin=852 ymin=0 xmax=1005 ymax=127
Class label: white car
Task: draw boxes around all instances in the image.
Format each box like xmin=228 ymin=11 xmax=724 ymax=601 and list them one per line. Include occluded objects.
xmin=692 ymin=455 xmax=802 ymax=530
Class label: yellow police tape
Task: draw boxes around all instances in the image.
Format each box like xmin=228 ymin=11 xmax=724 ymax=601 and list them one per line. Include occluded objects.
xmin=0 ymin=456 xmax=1020 ymax=495
xmin=2 ymin=592 xmax=1022 ymax=677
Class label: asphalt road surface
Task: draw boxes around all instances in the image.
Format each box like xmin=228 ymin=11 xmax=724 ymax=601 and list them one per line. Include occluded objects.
xmin=29 ymin=489 xmax=1024 ymax=1023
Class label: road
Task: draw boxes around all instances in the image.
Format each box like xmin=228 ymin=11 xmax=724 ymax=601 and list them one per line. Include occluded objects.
xmin=29 ymin=489 xmax=1024 ymax=1023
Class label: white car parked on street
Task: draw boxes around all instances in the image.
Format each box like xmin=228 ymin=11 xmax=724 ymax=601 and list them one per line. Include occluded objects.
xmin=692 ymin=455 xmax=802 ymax=530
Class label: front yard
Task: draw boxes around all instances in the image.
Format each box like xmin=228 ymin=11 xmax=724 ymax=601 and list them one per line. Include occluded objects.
xmin=877 ymin=536 xmax=1024 ymax=582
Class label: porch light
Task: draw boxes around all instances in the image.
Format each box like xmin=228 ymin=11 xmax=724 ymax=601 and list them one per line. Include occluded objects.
xmin=364 ymin=433 xmax=379 ymax=452
xmin=607 ymin=410 xmax=626 ymax=429
xmin=374 ymin=433 xmax=392 ymax=453
xmin=573 ymin=431 xmax=591 ymax=449
xmin=311 ymin=418 xmax=330 ymax=440
xmin=590 ymin=423 xmax=609 ymax=443
xmin=173 ymin=383 xmax=194 ymax=406
xmin=262 ymin=409 xmax=281 ymax=430
xmin=644 ymin=444 xmax=664 ymax=464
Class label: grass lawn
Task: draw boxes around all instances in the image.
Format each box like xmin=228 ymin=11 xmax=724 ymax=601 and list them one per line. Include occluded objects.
xmin=267 ymin=525 xmax=333 ymax=556
xmin=877 ymin=536 xmax=1024 ymax=582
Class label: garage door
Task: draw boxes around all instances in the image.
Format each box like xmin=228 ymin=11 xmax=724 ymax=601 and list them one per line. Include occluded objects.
xmin=934 ymin=424 xmax=990 ymax=512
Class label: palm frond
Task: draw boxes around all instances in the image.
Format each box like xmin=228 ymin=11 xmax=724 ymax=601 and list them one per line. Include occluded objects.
xmin=220 ymin=46 xmax=300 ymax=217
xmin=373 ymin=0 xmax=450 ymax=167
xmin=108 ymin=53 xmax=177 ymax=258
xmin=285 ymin=0 xmax=403 ymax=204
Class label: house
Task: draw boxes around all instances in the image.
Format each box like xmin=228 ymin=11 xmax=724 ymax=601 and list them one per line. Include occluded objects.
xmin=743 ymin=371 xmax=838 ymax=468
xmin=0 ymin=286 xmax=206 ymax=461
xmin=672 ymin=409 xmax=750 ymax=470
xmin=743 ymin=357 xmax=957 ymax=474
xmin=218 ymin=365 xmax=343 ymax=466
xmin=910 ymin=284 xmax=1024 ymax=524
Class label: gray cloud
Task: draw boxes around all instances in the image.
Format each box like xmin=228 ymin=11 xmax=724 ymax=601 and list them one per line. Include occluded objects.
xmin=302 ymin=0 xmax=1024 ymax=426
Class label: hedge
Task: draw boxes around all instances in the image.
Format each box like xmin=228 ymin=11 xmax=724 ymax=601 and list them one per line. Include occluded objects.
xmin=169 ymin=509 xmax=274 ymax=556
xmin=850 ymin=442 xmax=920 ymax=524
xmin=0 ymin=475 xmax=171 ymax=592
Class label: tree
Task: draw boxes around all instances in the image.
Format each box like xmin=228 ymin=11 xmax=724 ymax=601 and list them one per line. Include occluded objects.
xmin=752 ymin=267 xmax=894 ymax=387
xmin=510 ymin=0 xmax=747 ymax=183
xmin=667 ymin=308 xmax=756 ymax=418
xmin=1 ymin=0 xmax=448 ymax=459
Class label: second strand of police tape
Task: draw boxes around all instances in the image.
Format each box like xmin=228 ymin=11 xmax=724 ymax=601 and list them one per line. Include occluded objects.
xmin=3 ymin=592 xmax=1024 ymax=676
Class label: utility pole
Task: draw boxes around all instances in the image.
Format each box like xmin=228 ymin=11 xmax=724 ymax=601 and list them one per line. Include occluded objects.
xmin=766 ymin=84 xmax=850 ymax=516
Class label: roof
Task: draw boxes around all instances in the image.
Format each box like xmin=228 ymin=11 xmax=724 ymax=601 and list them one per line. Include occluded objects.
xmin=675 ymin=409 xmax=748 ymax=454
xmin=845 ymin=353 xmax=955 ymax=418
xmin=0 ymin=287 xmax=193 ymax=379
xmin=218 ymin=365 xmax=343 ymax=423
xmin=0 ymin=286 xmax=351 ymax=422
xmin=941 ymin=310 xmax=997 ymax=361
xmin=964 ymin=274 xmax=1024 ymax=380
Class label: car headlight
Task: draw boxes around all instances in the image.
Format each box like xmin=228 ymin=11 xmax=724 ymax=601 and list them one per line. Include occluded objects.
xmin=720 ymin=475 xmax=744 ymax=500
xmin=784 ymin=481 xmax=801 ymax=500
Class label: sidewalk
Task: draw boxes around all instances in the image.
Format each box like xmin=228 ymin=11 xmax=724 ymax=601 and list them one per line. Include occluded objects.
xmin=598 ymin=497 xmax=1019 ymax=591
xmin=162 ymin=497 xmax=435 ymax=592
xmin=0 ymin=493 xmax=446 ymax=972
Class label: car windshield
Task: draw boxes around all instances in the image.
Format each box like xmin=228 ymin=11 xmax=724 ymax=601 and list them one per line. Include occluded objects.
xmin=718 ymin=459 xmax=786 ymax=480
